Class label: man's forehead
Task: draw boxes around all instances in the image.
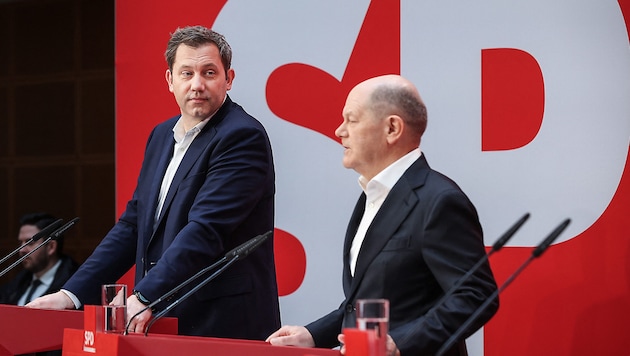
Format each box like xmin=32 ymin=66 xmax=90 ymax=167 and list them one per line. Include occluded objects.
xmin=343 ymin=93 xmax=367 ymax=116
xmin=18 ymin=225 xmax=40 ymax=239
xmin=173 ymin=51 xmax=222 ymax=71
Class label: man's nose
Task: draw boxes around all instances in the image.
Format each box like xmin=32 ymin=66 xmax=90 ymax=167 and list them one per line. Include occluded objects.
xmin=335 ymin=123 xmax=345 ymax=138
xmin=19 ymin=243 xmax=31 ymax=253
xmin=191 ymin=73 xmax=205 ymax=91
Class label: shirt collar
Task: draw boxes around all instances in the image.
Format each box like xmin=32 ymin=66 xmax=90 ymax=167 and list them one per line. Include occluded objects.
xmin=359 ymin=148 xmax=422 ymax=192
xmin=172 ymin=116 xmax=211 ymax=143
xmin=172 ymin=95 xmax=226 ymax=143
xmin=37 ymin=259 xmax=62 ymax=286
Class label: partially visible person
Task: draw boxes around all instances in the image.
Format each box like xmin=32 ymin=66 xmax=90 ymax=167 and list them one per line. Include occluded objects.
xmin=267 ymin=75 xmax=498 ymax=355
xmin=0 ymin=212 xmax=79 ymax=306
xmin=27 ymin=25 xmax=280 ymax=340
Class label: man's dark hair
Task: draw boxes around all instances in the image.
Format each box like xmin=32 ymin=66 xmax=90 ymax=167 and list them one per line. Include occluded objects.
xmin=164 ymin=25 xmax=232 ymax=77
xmin=19 ymin=212 xmax=64 ymax=254
xmin=370 ymin=84 xmax=428 ymax=138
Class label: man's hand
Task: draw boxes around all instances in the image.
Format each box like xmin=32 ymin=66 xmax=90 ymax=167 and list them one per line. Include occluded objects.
xmin=25 ymin=291 xmax=75 ymax=310
xmin=337 ymin=333 xmax=400 ymax=356
xmin=266 ymin=325 xmax=316 ymax=348
xmin=125 ymin=294 xmax=153 ymax=334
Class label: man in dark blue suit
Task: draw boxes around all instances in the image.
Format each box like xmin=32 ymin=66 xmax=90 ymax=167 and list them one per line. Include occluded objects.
xmin=28 ymin=26 xmax=280 ymax=340
xmin=267 ymin=75 xmax=498 ymax=355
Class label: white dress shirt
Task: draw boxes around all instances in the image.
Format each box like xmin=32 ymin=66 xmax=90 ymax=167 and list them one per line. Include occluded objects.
xmin=349 ymin=148 xmax=421 ymax=276
xmin=18 ymin=259 xmax=62 ymax=306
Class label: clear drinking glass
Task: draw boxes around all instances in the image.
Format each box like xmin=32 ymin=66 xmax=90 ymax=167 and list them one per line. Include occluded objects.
xmin=102 ymin=284 xmax=127 ymax=333
xmin=356 ymin=298 xmax=389 ymax=338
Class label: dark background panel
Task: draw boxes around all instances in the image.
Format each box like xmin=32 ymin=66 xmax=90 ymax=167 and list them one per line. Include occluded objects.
xmin=0 ymin=0 xmax=115 ymax=285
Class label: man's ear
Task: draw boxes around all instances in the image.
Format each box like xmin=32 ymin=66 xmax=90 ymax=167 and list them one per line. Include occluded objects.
xmin=165 ymin=69 xmax=174 ymax=92
xmin=226 ymin=68 xmax=235 ymax=90
xmin=386 ymin=115 xmax=404 ymax=143
xmin=46 ymin=240 xmax=58 ymax=257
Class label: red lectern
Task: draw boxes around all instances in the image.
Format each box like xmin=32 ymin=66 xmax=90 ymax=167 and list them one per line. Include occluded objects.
xmin=63 ymin=305 xmax=340 ymax=356
xmin=0 ymin=304 xmax=83 ymax=355
xmin=63 ymin=331 xmax=341 ymax=356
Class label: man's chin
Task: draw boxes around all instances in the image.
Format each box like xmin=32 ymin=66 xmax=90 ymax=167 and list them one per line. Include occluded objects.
xmin=187 ymin=105 xmax=213 ymax=117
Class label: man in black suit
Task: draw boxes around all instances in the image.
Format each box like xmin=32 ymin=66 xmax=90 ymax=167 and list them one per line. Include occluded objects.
xmin=0 ymin=212 xmax=78 ymax=306
xmin=267 ymin=74 xmax=498 ymax=355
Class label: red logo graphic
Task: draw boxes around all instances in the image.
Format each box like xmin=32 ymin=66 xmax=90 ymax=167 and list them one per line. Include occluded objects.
xmin=115 ymin=0 xmax=630 ymax=353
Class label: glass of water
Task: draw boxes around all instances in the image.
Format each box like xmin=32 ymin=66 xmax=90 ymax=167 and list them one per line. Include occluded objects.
xmin=356 ymin=298 xmax=389 ymax=353
xmin=102 ymin=284 xmax=127 ymax=333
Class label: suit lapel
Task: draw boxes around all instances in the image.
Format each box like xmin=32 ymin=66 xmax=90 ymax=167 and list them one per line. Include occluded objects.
xmin=343 ymin=194 xmax=366 ymax=295
xmin=345 ymin=156 xmax=430 ymax=300
xmin=156 ymin=125 xmax=215 ymax=228
xmin=144 ymin=133 xmax=175 ymax=241
xmin=151 ymin=97 xmax=232 ymax=233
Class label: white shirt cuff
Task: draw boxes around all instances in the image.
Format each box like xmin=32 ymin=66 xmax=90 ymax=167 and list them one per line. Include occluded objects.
xmin=61 ymin=289 xmax=82 ymax=309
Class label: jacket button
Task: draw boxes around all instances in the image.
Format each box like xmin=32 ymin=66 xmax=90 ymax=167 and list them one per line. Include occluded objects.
xmin=345 ymin=304 xmax=355 ymax=313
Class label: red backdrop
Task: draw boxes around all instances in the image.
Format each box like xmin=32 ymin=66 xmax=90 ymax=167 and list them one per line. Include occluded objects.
xmin=115 ymin=1 xmax=630 ymax=354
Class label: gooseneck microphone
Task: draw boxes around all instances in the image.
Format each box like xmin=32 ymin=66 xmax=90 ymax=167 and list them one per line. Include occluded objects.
xmin=124 ymin=230 xmax=273 ymax=335
xmin=0 ymin=218 xmax=64 ymax=266
xmin=0 ymin=217 xmax=80 ymax=279
xmin=49 ymin=217 xmax=80 ymax=240
xmin=143 ymin=230 xmax=272 ymax=335
xmin=435 ymin=218 xmax=571 ymax=356
xmin=143 ymin=254 xmax=240 ymax=336
xmin=429 ymin=213 xmax=530 ymax=313
xmin=224 ymin=230 xmax=272 ymax=260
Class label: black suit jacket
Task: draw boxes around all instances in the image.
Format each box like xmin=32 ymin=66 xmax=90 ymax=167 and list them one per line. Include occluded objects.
xmin=0 ymin=255 xmax=79 ymax=305
xmin=306 ymin=155 xmax=498 ymax=355
xmin=63 ymin=96 xmax=281 ymax=339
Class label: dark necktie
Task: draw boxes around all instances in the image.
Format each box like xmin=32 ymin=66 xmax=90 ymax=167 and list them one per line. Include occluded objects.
xmin=24 ymin=279 xmax=42 ymax=304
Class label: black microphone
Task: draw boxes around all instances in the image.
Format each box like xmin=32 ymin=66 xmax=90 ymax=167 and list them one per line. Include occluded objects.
xmin=124 ymin=230 xmax=273 ymax=335
xmin=143 ymin=255 xmax=240 ymax=336
xmin=143 ymin=230 xmax=273 ymax=335
xmin=0 ymin=217 xmax=80 ymax=279
xmin=427 ymin=213 xmax=530 ymax=315
xmin=49 ymin=217 xmax=80 ymax=240
xmin=224 ymin=230 xmax=273 ymax=260
xmin=0 ymin=218 xmax=64 ymax=266
xmin=435 ymin=218 xmax=571 ymax=356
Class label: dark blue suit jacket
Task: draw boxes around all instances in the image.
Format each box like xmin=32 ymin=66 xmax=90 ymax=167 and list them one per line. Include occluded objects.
xmin=306 ymin=155 xmax=498 ymax=355
xmin=64 ymin=96 xmax=281 ymax=339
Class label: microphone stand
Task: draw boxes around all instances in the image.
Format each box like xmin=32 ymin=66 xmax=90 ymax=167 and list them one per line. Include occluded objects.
xmin=124 ymin=255 xmax=229 ymax=335
xmin=144 ymin=257 xmax=240 ymax=336
xmin=124 ymin=230 xmax=273 ymax=335
xmin=435 ymin=218 xmax=571 ymax=356
xmin=429 ymin=213 xmax=530 ymax=313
